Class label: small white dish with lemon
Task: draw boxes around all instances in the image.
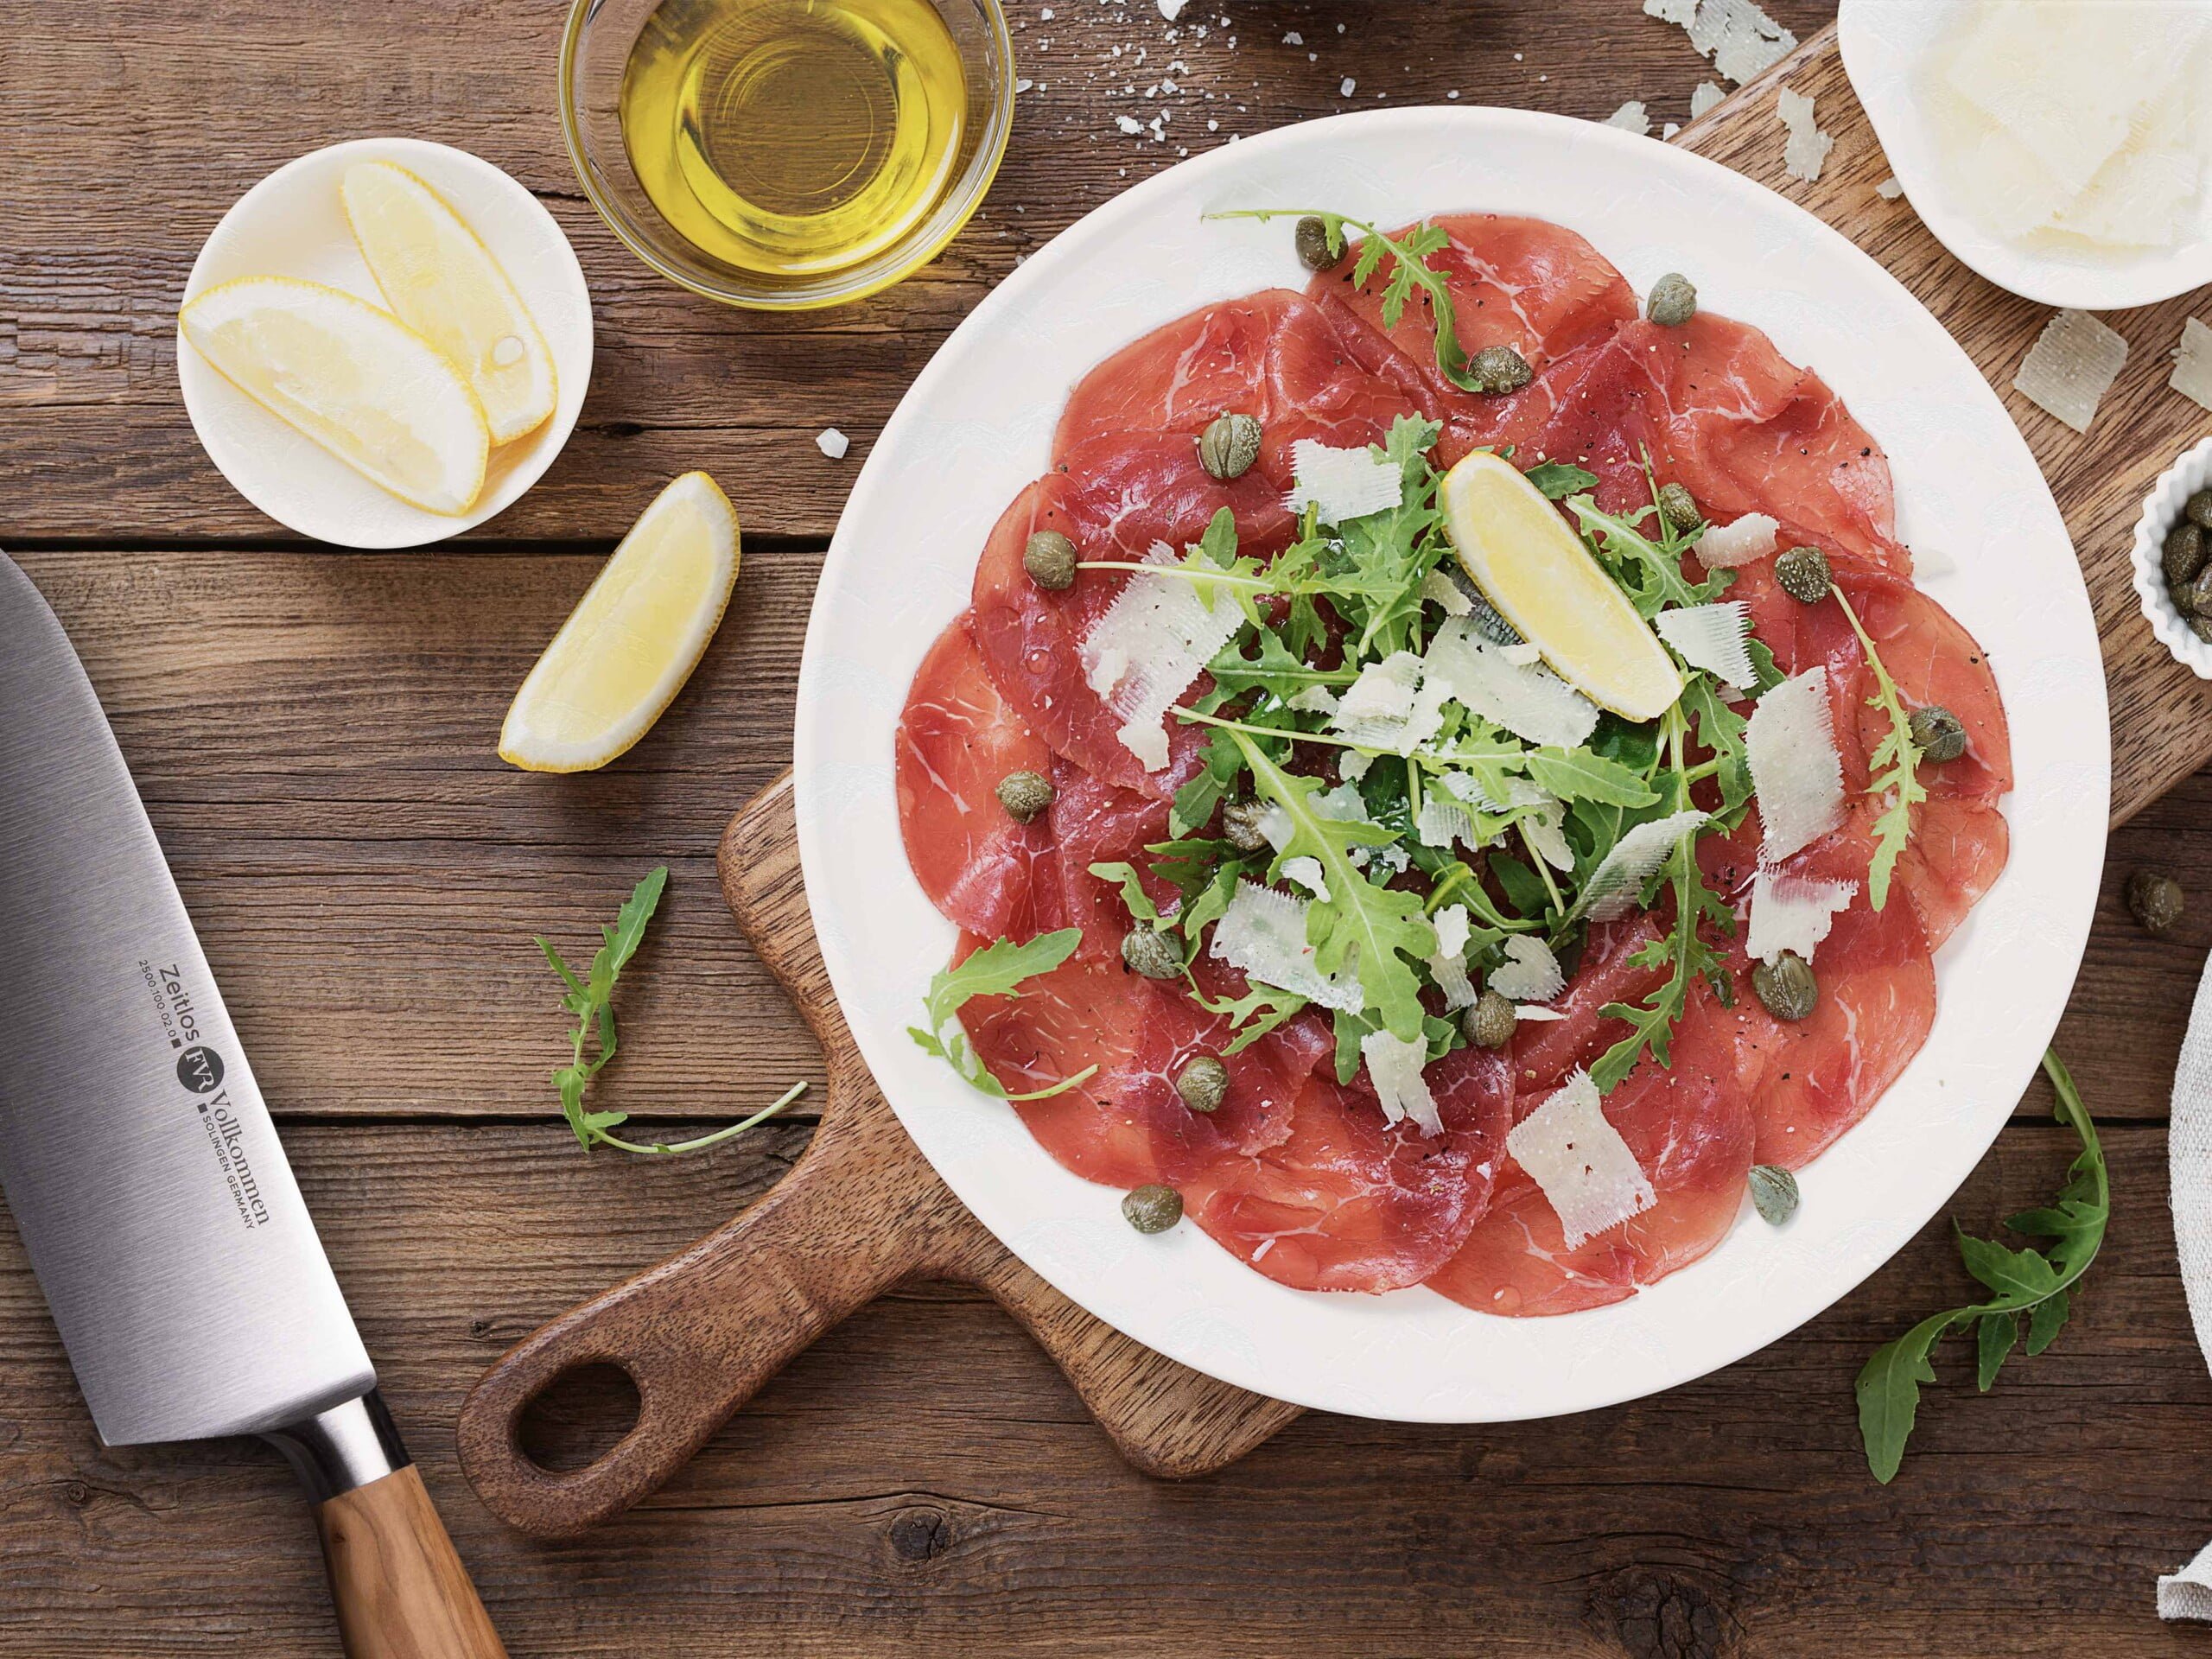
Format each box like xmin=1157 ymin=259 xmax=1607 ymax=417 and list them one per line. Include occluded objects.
xmin=177 ymin=137 xmax=592 ymax=548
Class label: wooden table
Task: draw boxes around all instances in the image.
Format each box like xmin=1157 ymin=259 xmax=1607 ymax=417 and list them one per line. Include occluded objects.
xmin=4 ymin=2 xmax=2211 ymax=1653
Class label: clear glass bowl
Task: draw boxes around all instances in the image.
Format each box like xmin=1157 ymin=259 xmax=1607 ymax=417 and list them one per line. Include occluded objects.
xmin=558 ymin=0 xmax=1014 ymax=310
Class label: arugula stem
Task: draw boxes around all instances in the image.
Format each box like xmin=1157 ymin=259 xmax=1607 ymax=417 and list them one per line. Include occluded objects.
xmin=1174 ymin=706 xmax=1363 ymax=749
xmin=591 ymin=1081 xmax=811 ymax=1157
xmin=1077 ymin=559 xmax=1283 ymax=593
xmin=1519 ymin=824 xmax=1567 ymax=916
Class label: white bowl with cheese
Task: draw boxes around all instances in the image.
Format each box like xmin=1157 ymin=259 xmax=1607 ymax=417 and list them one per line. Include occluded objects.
xmin=1840 ymin=0 xmax=2212 ymax=309
xmin=2131 ymin=437 xmax=2212 ymax=682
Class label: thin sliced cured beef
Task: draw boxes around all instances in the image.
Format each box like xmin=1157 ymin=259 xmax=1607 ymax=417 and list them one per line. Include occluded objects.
xmin=1508 ymin=914 xmax=1669 ymax=1098
xmin=1181 ymin=1042 xmax=1514 ymax=1293
xmin=1893 ymin=795 xmax=2009 ymax=950
xmin=1049 ymin=766 xmax=1176 ymax=966
xmin=896 ymin=613 xmax=1060 ymax=939
xmin=1053 ymin=289 xmax=1433 ymax=489
xmin=1427 ymin=985 xmax=1755 ymax=1317
xmin=1630 ymin=315 xmax=1904 ymax=569
xmin=968 ymin=437 xmax=1289 ymax=797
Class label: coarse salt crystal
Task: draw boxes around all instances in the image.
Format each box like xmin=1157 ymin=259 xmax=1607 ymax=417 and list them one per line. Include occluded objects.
xmin=1283 ymin=29 xmax=1302 ymax=44
xmin=2013 ymin=308 xmax=2128 ymax=434
xmin=815 ymin=428 xmax=850 ymax=460
xmin=1341 ymin=76 xmax=1357 ymax=97
xmin=1876 ymin=175 xmax=1905 ymax=201
xmin=1158 ymin=0 xmax=1186 ymax=18
xmin=1690 ymin=79 xmax=1726 ymax=119
xmin=1605 ymin=100 xmax=1653 ymax=136
xmin=2172 ymin=316 xmax=2212 ymax=413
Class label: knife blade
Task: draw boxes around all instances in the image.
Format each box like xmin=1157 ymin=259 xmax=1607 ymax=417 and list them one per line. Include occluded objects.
xmin=0 ymin=553 xmax=505 ymax=1657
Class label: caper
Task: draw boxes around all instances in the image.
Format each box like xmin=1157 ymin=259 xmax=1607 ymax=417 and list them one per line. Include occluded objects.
xmin=1469 ymin=345 xmax=1533 ymax=395
xmin=1198 ymin=411 xmax=1262 ymax=480
xmin=1220 ymin=798 xmax=1272 ymax=853
xmin=1646 ymin=270 xmax=1698 ymax=327
xmin=1122 ymin=1183 xmax=1184 ymax=1233
xmin=1176 ymin=1055 xmax=1230 ymax=1114
xmin=1751 ymin=950 xmax=1818 ymax=1022
xmin=1908 ymin=703 xmax=1967 ymax=764
xmin=1121 ymin=925 xmax=1184 ymax=981
xmin=994 ymin=768 xmax=1056 ymax=823
xmin=1023 ymin=529 xmax=1077 ymax=591
xmin=2193 ymin=615 xmax=2212 ymax=645
xmin=1462 ymin=988 xmax=1517 ymax=1049
xmin=2183 ymin=563 xmax=2212 ymax=619
xmin=2127 ymin=869 xmax=2185 ymax=934
xmin=2188 ymin=488 xmax=2212 ymax=531
xmin=2166 ymin=521 xmax=2209 ymax=588
xmin=1294 ymin=214 xmax=1340 ymax=272
xmin=1748 ymin=1164 xmax=1800 ymax=1226
xmin=1656 ymin=481 xmax=1702 ymax=535
xmin=1775 ymin=543 xmax=1833 ymax=604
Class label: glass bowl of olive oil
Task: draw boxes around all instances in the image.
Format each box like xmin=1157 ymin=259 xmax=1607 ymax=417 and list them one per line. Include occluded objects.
xmin=560 ymin=0 xmax=1014 ymax=309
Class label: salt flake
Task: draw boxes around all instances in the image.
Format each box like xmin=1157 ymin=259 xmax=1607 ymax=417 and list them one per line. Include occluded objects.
xmin=1605 ymin=100 xmax=1653 ymax=137
xmin=815 ymin=428 xmax=850 ymax=460
xmin=2173 ymin=317 xmax=2212 ymax=413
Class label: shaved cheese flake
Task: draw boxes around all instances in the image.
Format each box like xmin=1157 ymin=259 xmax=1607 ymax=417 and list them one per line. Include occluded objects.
xmin=1506 ymin=1071 xmax=1656 ymax=1249
xmin=1646 ymin=0 xmax=1796 ymax=86
xmin=1694 ymin=512 xmax=1778 ymax=569
xmin=1313 ymin=780 xmax=1370 ymax=822
xmin=1489 ymin=935 xmax=1565 ymax=1002
xmin=1690 ymin=79 xmax=1726 ymax=119
xmin=1745 ymin=868 xmax=1857 ymax=964
xmin=1287 ymin=683 xmax=1341 ymax=715
xmin=1605 ymin=100 xmax=1652 ymax=136
xmin=1777 ymin=88 xmax=1833 ymax=183
xmin=1522 ymin=802 xmax=1575 ymax=873
xmin=1362 ymin=1031 xmax=1442 ymax=1136
xmin=1415 ymin=796 xmax=1479 ymax=851
xmin=1286 ymin=440 xmax=1402 ymax=524
xmin=1421 ymin=568 xmax=1474 ymax=615
xmin=1424 ymin=618 xmax=1599 ymax=748
xmin=1331 ymin=651 xmax=1447 ymax=754
xmin=2013 ymin=308 xmax=2127 ymax=435
xmin=1428 ymin=906 xmax=1478 ymax=1012
xmin=1502 ymin=642 xmax=1543 ymax=667
xmin=1875 ymin=174 xmax=1906 ymax=201
xmin=1080 ymin=543 xmax=1243 ymax=770
xmin=1209 ymin=881 xmax=1363 ymax=1012
xmin=1747 ymin=667 xmax=1844 ymax=863
xmin=1433 ymin=905 xmax=1472 ymax=959
xmin=1583 ymin=810 xmax=1708 ymax=922
xmin=2171 ymin=316 xmax=2212 ymax=413
xmin=1515 ymin=1006 xmax=1569 ymax=1023
xmin=1654 ymin=601 xmax=1756 ymax=685
xmin=1281 ymin=855 xmax=1330 ymax=902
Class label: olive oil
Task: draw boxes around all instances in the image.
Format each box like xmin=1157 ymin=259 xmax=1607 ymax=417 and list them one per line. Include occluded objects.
xmin=619 ymin=0 xmax=969 ymax=281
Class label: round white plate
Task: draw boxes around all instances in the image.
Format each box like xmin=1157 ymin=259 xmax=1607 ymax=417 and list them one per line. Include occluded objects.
xmin=178 ymin=138 xmax=593 ymax=548
xmin=1840 ymin=0 xmax=2212 ymax=309
xmin=796 ymin=107 xmax=2109 ymax=1422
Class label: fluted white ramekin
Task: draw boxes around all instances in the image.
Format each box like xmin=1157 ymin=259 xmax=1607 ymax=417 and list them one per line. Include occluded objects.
xmin=2131 ymin=436 xmax=2212 ymax=682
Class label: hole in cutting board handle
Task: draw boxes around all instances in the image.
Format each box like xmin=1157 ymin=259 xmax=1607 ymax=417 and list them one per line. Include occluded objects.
xmin=514 ymin=1361 xmax=643 ymax=1473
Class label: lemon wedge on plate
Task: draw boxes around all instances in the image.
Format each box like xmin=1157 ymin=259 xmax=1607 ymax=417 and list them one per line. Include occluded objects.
xmin=179 ymin=275 xmax=491 ymax=515
xmin=499 ymin=473 xmax=740 ymax=773
xmin=341 ymin=160 xmax=558 ymax=446
xmin=1439 ymin=450 xmax=1681 ymax=721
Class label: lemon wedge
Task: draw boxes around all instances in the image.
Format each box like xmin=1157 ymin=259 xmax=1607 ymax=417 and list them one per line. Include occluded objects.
xmin=499 ymin=473 xmax=740 ymax=773
xmin=180 ymin=275 xmax=491 ymax=515
xmin=341 ymin=161 xmax=557 ymax=446
xmin=1439 ymin=450 xmax=1682 ymax=721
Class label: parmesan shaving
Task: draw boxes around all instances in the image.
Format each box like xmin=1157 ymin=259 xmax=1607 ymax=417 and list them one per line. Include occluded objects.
xmin=1330 ymin=651 xmax=1449 ymax=755
xmin=1489 ymin=935 xmax=1565 ymax=1003
xmin=1362 ymin=1031 xmax=1442 ymax=1136
xmin=1745 ymin=868 xmax=1857 ymax=964
xmin=1747 ymin=667 xmax=1845 ymax=863
xmin=2012 ymin=308 xmax=2128 ymax=435
xmin=1582 ymin=810 xmax=1709 ymax=922
xmin=1694 ymin=512 xmax=1778 ymax=569
xmin=1421 ymin=568 xmax=1474 ymax=616
xmin=1286 ymin=440 xmax=1402 ymax=524
xmin=1427 ymin=900 xmax=1479 ymax=1012
xmin=1875 ymin=175 xmax=1905 ymax=201
xmin=1423 ymin=618 xmax=1600 ymax=748
xmin=1287 ymin=684 xmax=1341 ymax=715
xmin=1506 ymin=1071 xmax=1656 ymax=1249
xmin=1777 ymin=88 xmax=1833 ymax=183
xmin=1281 ymin=856 xmax=1330 ymax=902
xmin=1690 ymin=79 xmax=1726 ymax=119
xmin=1080 ymin=543 xmax=1245 ymax=771
xmin=1653 ymin=601 xmax=1755 ymax=686
xmin=1415 ymin=796 xmax=1480 ymax=852
xmin=2171 ymin=316 xmax=2212 ymax=413
xmin=1521 ymin=802 xmax=1575 ymax=873
xmin=815 ymin=427 xmax=850 ymax=460
xmin=1208 ymin=881 xmax=1363 ymax=1012
xmin=1605 ymin=101 xmax=1652 ymax=137
xmin=1645 ymin=0 xmax=1797 ymax=86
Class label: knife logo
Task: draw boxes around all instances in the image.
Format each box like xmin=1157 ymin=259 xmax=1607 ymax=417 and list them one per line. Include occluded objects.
xmin=176 ymin=1045 xmax=225 ymax=1093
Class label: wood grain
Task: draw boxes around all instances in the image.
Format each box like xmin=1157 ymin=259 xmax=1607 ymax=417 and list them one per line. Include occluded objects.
xmin=314 ymin=1465 xmax=509 ymax=1659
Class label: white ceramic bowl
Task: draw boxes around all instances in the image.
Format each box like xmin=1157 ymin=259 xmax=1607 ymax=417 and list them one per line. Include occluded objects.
xmin=797 ymin=107 xmax=2108 ymax=1423
xmin=178 ymin=138 xmax=594 ymax=548
xmin=2130 ymin=437 xmax=2212 ymax=679
xmin=1840 ymin=0 xmax=2212 ymax=309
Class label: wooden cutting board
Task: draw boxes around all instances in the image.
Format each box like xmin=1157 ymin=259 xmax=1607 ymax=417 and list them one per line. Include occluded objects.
xmin=458 ymin=23 xmax=2201 ymax=1538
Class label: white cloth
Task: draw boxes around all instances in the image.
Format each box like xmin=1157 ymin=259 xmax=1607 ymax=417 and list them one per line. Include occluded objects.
xmin=2159 ymin=954 xmax=2212 ymax=1619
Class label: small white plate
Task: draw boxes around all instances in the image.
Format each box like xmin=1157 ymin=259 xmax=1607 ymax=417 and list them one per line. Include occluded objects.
xmin=178 ymin=138 xmax=593 ymax=549
xmin=796 ymin=106 xmax=2108 ymax=1422
xmin=1840 ymin=0 xmax=2212 ymax=310
xmin=2130 ymin=438 xmax=2212 ymax=680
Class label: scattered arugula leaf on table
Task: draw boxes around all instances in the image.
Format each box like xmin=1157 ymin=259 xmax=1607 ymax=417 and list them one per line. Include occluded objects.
xmin=539 ymin=866 xmax=807 ymax=1155
xmin=1855 ymin=1049 xmax=2107 ymax=1484
xmin=907 ymin=929 xmax=1096 ymax=1102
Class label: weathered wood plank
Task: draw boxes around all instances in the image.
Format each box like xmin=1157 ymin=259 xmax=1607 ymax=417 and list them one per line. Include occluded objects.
xmin=0 ymin=1116 xmax=2199 ymax=1656
xmin=0 ymin=0 xmax=1835 ymax=541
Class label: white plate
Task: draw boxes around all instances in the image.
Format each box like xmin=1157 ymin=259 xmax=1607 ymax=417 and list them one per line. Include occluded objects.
xmin=796 ymin=107 xmax=2109 ymax=1422
xmin=178 ymin=138 xmax=593 ymax=548
xmin=1840 ymin=0 xmax=2212 ymax=310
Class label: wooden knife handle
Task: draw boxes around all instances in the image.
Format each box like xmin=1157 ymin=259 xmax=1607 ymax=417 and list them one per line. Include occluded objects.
xmin=315 ymin=1465 xmax=507 ymax=1659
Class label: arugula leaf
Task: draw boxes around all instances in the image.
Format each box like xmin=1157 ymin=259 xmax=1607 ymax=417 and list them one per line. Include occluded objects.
xmin=908 ymin=930 xmax=1096 ymax=1102
xmin=539 ymin=868 xmax=806 ymax=1155
xmin=1524 ymin=460 xmax=1599 ymax=499
xmin=1087 ymin=861 xmax=1166 ymax=930
xmin=1854 ymin=1049 xmax=2107 ymax=1482
xmin=1208 ymin=626 xmax=1358 ymax=700
xmin=1567 ymin=493 xmax=1728 ymax=617
xmin=1227 ymin=728 xmax=1438 ymax=1041
xmin=1834 ymin=590 xmax=1928 ymax=911
xmin=1186 ymin=976 xmax=1313 ymax=1055
xmin=1170 ymin=727 xmax=1249 ymax=838
xmin=1522 ymin=746 xmax=1661 ymax=808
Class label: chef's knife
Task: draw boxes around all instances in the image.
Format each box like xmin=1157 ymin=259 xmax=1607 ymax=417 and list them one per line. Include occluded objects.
xmin=0 ymin=554 xmax=505 ymax=1659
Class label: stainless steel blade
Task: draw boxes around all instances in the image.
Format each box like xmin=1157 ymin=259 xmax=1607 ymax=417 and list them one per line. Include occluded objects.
xmin=0 ymin=554 xmax=372 ymax=1445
